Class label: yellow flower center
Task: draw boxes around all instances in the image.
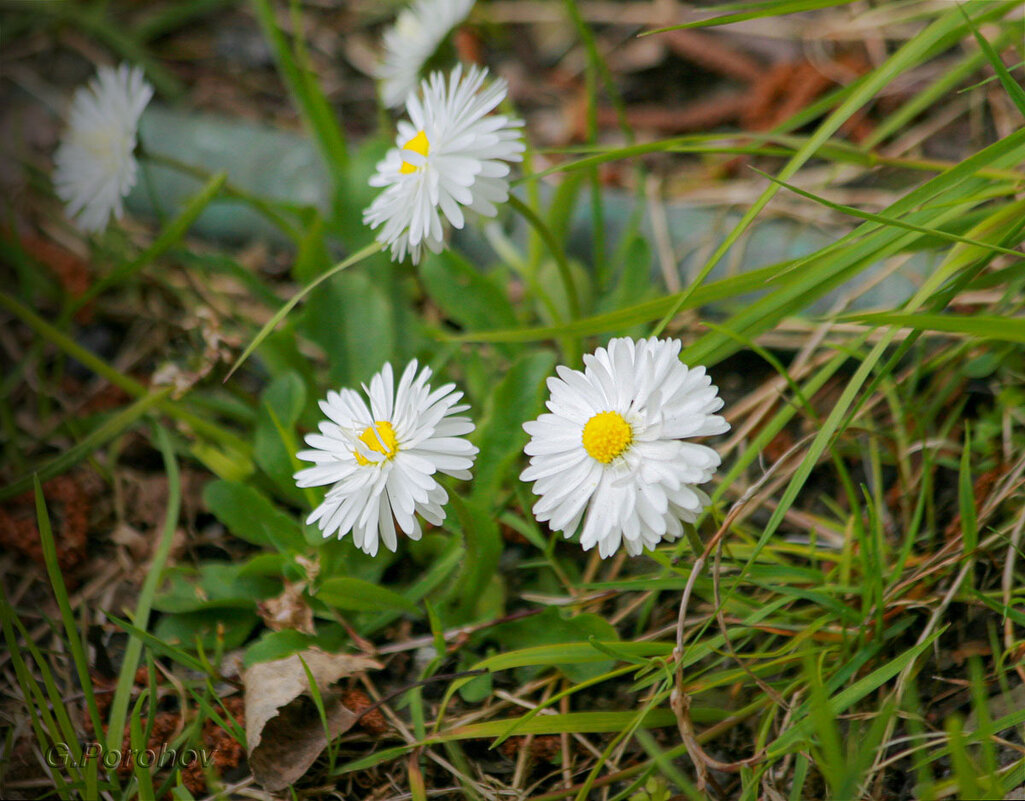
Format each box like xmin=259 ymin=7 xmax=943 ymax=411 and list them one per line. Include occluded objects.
xmin=399 ymin=130 xmax=430 ymax=174
xmin=581 ymin=411 xmax=633 ymax=464
xmin=354 ymin=420 xmax=399 ymax=465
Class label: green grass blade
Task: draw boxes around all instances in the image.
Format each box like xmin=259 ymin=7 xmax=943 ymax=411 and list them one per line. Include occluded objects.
xmin=768 ymin=627 xmax=944 ymax=756
xmin=252 ymin=0 xmax=348 ymax=178
xmin=652 ymin=0 xmax=1018 ymax=337
xmin=843 ymin=312 xmax=1025 ymax=343
xmin=76 ymin=171 xmax=227 ymax=308
xmin=1 ymin=389 xmax=170 ymax=501
xmin=33 ymin=476 xmax=105 ymax=738
xmin=752 ymin=168 xmax=1025 ymax=261
xmin=958 ymin=4 xmax=1025 ymax=117
xmin=105 ymin=425 xmax=182 ymax=752
xmin=226 ymin=241 xmax=382 ymax=379
xmin=641 ymin=0 xmax=858 ymax=34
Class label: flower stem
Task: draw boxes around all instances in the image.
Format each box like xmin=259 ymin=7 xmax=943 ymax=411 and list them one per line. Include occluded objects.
xmin=682 ymin=524 xmax=706 ymax=561
xmin=141 ymin=149 xmax=300 ymax=241
xmin=507 ymin=194 xmax=581 ymax=320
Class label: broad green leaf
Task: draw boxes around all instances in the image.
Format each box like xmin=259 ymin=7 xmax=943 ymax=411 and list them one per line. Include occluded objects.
xmin=470 ymin=350 xmax=557 ymax=504
xmin=448 ymin=495 xmax=502 ymax=622
xmin=153 ymin=563 xmax=280 ymax=614
xmin=203 ymin=479 xmax=306 ymax=553
xmin=228 ymin=241 xmax=382 ymax=379
xmin=254 ymin=371 xmax=307 ymax=501
xmin=316 ymin=576 xmax=421 ymax=615
xmin=243 ymin=629 xmax=318 ymax=667
xmin=302 ymin=269 xmax=395 ymax=387
xmin=486 ymin=607 xmax=620 ymax=683
xmin=292 ymin=210 xmax=332 ymax=284
xmin=595 ymin=233 xmax=654 ymax=338
xmin=420 ymin=250 xmax=518 ymax=335
xmin=153 ymin=607 xmax=259 ymax=652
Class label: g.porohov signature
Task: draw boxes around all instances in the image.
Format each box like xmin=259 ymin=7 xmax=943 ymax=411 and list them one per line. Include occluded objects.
xmin=46 ymin=742 xmax=215 ymax=770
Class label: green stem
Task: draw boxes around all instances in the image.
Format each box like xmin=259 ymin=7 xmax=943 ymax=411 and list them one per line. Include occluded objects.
xmin=142 ymin=150 xmax=301 ymax=241
xmin=507 ymin=194 xmax=580 ymax=319
xmin=69 ymin=170 xmax=227 ymax=313
xmin=683 ymin=525 xmax=706 ymax=561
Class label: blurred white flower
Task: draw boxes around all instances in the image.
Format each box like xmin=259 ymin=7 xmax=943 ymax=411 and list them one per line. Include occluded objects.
xmin=295 ymin=360 xmax=478 ymax=556
xmin=521 ymin=337 xmax=729 ymax=558
xmin=377 ymin=0 xmax=474 ymax=109
xmin=363 ymin=64 xmax=524 ymax=264
xmin=53 ymin=63 xmax=153 ymax=234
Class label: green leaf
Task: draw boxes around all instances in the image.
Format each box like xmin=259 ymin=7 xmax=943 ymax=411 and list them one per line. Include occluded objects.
xmin=243 ymin=629 xmax=318 ymax=667
xmin=302 ymin=268 xmax=395 ymax=387
xmin=227 ymin=241 xmax=382 ymax=379
xmin=32 ymin=478 xmax=104 ymax=737
xmin=152 ymin=608 xmax=258 ymax=652
xmin=470 ymin=350 xmax=557 ymax=504
xmin=487 ymin=607 xmax=620 ymax=683
xmin=767 ymin=626 xmax=944 ymax=757
xmin=440 ymin=708 xmax=693 ymax=739
xmin=316 ymin=576 xmax=421 ymax=615
xmin=153 ymin=563 xmax=279 ymax=614
xmin=595 ymin=233 xmax=654 ymax=333
xmin=254 ymin=371 xmax=307 ymax=501
xmin=448 ymin=495 xmax=502 ymax=622
xmin=753 ymin=168 xmax=1025 ymax=260
xmin=441 ymin=261 xmax=782 ymax=343
xmin=457 ymin=652 xmax=494 ymax=704
xmin=292 ymin=210 xmax=332 ymax=284
xmin=106 ymin=426 xmax=181 ymax=753
xmin=251 ymin=0 xmax=347 ymax=178
xmin=203 ymin=480 xmax=306 ymax=552
xmin=420 ymin=250 xmax=518 ymax=336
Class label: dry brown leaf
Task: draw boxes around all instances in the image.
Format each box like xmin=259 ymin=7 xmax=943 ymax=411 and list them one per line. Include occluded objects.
xmin=244 ymin=648 xmax=381 ymax=791
xmin=257 ymin=580 xmax=314 ymax=634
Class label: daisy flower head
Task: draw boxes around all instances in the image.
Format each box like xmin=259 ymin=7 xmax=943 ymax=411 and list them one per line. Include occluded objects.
xmin=295 ymin=360 xmax=478 ymax=556
xmin=53 ymin=63 xmax=153 ymax=234
xmin=520 ymin=337 xmax=730 ymax=559
xmin=363 ymin=64 xmax=525 ymax=264
xmin=377 ymin=0 xmax=475 ymax=109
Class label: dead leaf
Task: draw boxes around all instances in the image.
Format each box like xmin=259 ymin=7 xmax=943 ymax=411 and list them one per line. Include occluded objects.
xmin=244 ymin=648 xmax=381 ymax=791
xmin=258 ymin=580 xmax=314 ymax=634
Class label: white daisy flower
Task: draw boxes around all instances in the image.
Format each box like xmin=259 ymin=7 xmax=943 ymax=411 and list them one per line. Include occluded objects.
xmin=53 ymin=63 xmax=153 ymax=234
xmin=363 ymin=64 xmax=525 ymax=264
xmin=520 ymin=337 xmax=730 ymax=559
xmin=295 ymin=360 xmax=478 ymax=556
xmin=377 ymin=0 xmax=475 ymax=109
